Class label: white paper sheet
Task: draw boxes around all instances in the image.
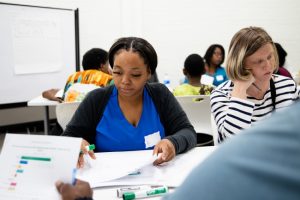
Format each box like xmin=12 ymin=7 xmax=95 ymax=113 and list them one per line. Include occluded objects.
xmin=0 ymin=134 xmax=81 ymax=200
xmin=76 ymin=150 xmax=158 ymax=186
xmin=77 ymin=147 xmax=217 ymax=188
xmin=13 ymin=14 xmax=63 ymax=74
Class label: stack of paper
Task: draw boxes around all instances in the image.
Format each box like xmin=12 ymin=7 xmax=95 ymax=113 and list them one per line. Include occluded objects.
xmin=77 ymin=147 xmax=217 ymax=188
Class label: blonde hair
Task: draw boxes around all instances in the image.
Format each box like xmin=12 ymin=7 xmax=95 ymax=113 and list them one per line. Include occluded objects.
xmin=226 ymin=27 xmax=279 ymax=81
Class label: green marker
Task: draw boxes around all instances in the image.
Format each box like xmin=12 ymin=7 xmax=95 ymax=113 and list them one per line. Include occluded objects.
xmin=80 ymin=144 xmax=95 ymax=154
xmin=123 ymin=186 xmax=168 ymax=200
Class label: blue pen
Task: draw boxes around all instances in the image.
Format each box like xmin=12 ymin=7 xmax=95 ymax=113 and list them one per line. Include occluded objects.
xmin=71 ymin=168 xmax=77 ymax=185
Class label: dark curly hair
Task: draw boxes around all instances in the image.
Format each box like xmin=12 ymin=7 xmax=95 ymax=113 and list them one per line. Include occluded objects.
xmin=184 ymin=54 xmax=205 ymax=77
xmin=204 ymin=44 xmax=225 ymax=67
xmin=82 ymin=48 xmax=108 ymax=70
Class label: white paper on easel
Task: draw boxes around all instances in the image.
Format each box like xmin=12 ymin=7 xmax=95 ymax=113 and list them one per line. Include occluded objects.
xmin=0 ymin=134 xmax=81 ymax=200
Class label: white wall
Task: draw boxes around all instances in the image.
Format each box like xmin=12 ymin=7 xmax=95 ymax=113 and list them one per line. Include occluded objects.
xmin=1 ymin=0 xmax=300 ymax=125
xmin=140 ymin=0 xmax=300 ymax=86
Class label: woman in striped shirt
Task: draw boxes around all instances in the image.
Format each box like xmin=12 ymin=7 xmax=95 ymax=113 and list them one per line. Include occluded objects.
xmin=211 ymin=27 xmax=299 ymax=143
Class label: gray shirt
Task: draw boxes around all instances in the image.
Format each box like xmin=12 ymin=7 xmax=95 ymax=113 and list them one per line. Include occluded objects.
xmin=164 ymin=100 xmax=300 ymax=200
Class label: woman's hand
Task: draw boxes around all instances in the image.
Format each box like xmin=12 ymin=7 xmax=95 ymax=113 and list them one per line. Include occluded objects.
xmin=56 ymin=179 xmax=93 ymax=200
xmin=152 ymin=139 xmax=176 ymax=165
xmin=78 ymin=139 xmax=96 ymax=168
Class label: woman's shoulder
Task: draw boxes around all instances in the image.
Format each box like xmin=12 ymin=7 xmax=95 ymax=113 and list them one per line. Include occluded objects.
xmin=146 ymin=82 xmax=168 ymax=93
xmin=216 ymin=66 xmax=226 ymax=73
xmin=273 ymin=74 xmax=296 ymax=86
xmin=211 ymin=80 xmax=233 ymax=98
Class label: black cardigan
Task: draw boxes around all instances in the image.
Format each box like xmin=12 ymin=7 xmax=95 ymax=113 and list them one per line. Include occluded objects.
xmin=63 ymin=83 xmax=196 ymax=154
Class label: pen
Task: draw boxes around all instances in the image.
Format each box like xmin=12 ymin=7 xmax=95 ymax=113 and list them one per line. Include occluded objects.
xmin=71 ymin=168 xmax=77 ymax=185
xmin=123 ymin=186 xmax=168 ymax=200
xmin=80 ymin=144 xmax=95 ymax=154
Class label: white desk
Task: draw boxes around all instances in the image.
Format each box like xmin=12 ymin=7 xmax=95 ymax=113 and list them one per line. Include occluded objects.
xmin=27 ymin=95 xmax=59 ymax=135
xmin=86 ymin=146 xmax=217 ymax=199
xmin=93 ymin=187 xmax=170 ymax=200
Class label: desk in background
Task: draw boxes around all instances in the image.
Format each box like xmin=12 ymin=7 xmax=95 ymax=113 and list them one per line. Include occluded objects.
xmin=27 ymin=95 xmax=59 ymax=135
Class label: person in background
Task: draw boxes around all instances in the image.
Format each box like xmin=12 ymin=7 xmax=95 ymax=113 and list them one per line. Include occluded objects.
xmin=274 ymin=42 xmax=293 ymax=79
xmin=42 ymin=48 xmax=112 ymax=102
xmin=62 ymin=37 xmax=197 ymax=167
xmin=42 ymin=48 xmax=112 ymax=135
xmin=210 ymin=26 xmax=299 ymax=143
xmin=56 ymin=100 xmax=300 ymax=200
xmin=173 ymin=54 xmax=214 ymax=96
xmin=204 ymin=44 xmax=228 ymax=86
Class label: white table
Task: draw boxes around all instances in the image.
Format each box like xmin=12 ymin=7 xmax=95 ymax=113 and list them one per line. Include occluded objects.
xmin=88 ymin=146 xmax=217 ymax=199
xmin=27 ymin=95 xmax=59 ymax=135
xmin=93 ymin=186 xmax=171 ymax=200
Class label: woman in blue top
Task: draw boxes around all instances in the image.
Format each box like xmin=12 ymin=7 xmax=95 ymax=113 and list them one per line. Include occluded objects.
xmin=204 ymin=44 xmax=228 ymax=86
xmin=63 ymin=37 xmax=197 ymax=167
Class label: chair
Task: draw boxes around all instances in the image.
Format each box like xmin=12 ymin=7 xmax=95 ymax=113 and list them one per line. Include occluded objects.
xmin=176 ymin=95 xmax=214 ymax=146
xmin=55 ymin=102 xmax=81 ymax=131
xmin=211 ymin=114 xmax=219 ymax=145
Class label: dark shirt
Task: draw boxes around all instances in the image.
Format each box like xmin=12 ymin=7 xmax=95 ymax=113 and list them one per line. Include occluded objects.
xmin=63 ymin=83 xmax=197 ymax=154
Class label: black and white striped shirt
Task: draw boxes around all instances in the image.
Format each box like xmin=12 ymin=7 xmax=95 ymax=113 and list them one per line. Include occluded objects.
xmin=210 ymin=74 xmax=300 ymax=143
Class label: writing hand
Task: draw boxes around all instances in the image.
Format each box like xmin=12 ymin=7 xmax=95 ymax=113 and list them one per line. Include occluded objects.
xmin=56 ymin=179 xmax=93 ymax=200
xmin=152 ymin=139 xmax=175 ymax=165
xmin=78 ymin=139 xmax=96 ymax=168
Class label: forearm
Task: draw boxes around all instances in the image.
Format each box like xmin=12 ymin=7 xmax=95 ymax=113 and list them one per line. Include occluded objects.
xmin=166 ymin=128 xmax=197 ymax=154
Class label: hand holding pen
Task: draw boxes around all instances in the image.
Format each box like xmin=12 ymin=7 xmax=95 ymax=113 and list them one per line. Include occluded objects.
xmin=78 ymin=139 xmax=96 ymax=168
xmin=56 ymin=179 xmax=93 ymax=200
xmin=152 ymin=139 xmax=175 ymax=165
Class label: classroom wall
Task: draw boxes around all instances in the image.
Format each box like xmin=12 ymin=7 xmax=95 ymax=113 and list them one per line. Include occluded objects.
xmin=1 ymin=0 xmax=300 ymax=126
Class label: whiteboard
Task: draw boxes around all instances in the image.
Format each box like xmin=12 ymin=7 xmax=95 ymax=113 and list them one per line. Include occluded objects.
xmin=0 ymin=3 xmax=78 ymax=105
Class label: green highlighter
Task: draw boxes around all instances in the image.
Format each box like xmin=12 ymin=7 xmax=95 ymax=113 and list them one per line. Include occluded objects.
xmin=123 ymin=186 xmax=168 ymax=200
xmin=80 ymin=144 xmax=95 ymax=154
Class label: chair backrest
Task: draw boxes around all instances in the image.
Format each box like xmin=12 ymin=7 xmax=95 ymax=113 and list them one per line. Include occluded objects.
xmin=55 ymin=102 xmax=81 ymax=131
xmin=176 ymin=95 xmax=212 ymax=135
xmin=211 ymin=114 xmax=219 ymax=145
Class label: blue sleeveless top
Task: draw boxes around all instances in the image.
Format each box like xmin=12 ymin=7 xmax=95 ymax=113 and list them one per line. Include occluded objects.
xmin=95 ymin=87 xmax=165 ymax=152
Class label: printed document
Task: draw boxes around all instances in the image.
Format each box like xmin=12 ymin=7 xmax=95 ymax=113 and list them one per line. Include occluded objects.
xmin=0 ymin=134 xmax=81 ymax=200
xmin=77 ymin=147 xmax=216 ymax=188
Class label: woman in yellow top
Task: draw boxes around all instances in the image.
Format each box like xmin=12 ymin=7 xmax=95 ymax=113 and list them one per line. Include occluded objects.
xmin=173 ymin=54 xmax=214 ymax=96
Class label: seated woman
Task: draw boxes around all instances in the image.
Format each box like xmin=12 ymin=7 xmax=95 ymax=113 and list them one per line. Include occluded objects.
xmin=204 ymin=44 xmax=228 ymax=86
xmin=62 ymin=37 xmax=197 ymax=167
xmin=173 ymin=54 xmax=214 ymax=96
xmin=210 ymin=26 xmax=300 ymax=143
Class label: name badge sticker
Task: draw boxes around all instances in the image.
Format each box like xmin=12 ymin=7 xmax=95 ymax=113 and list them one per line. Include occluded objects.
xmin=216 ymin=75 xmax=224 ymax=81
xmin=144 ymin=131 xmax=161 ymax=148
